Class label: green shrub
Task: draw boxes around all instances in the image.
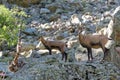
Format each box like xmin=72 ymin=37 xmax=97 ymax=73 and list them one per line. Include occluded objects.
xmin=0 ymin=5 xmax=26 ymax=49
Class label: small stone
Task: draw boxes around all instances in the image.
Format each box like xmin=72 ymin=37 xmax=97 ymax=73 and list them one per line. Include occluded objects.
xmin=40 ymin=8 xmax=50 ymax=14
xmin=0 ymin=51 xmax=3 ymax=58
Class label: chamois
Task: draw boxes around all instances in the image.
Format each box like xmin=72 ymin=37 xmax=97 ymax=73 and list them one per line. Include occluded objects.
xmin=8 ymin=53 xmax=20 ymax=72
xmin=39 ymin=36 xmax=68 ymax=62
xmin=78 ymin=27 xmax=109 ymax=62
xmin=8 ymin=53 xmax=25 ymax=72
xmin=9 ymin=39 xmax=25 ymax=72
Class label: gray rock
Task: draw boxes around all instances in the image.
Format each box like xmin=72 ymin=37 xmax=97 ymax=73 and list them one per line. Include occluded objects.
xmin=29 ymin=8 xmax=40 ymax=17
xmin=40 ymin=8 xmax=50 ymax=14
xmin=109 ymin=6 xmax=120 ymax=68
xmin=24 ymin=28 xmax=37 ymax=35
xmin=10 ymin=59 xmax=120 ymax=80
xmin=46 ymin=3 xmax=59 ymax=13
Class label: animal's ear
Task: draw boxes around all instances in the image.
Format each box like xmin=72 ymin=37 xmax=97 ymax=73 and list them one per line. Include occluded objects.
xmin=78 ymin=26 xmax=86 ymax=34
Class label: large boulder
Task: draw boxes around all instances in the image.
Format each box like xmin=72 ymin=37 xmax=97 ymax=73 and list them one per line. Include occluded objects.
xmin=108 ymin=6 xmax=120 ymax=68
xmin=113 ymin=7 xmax=120 ymax=45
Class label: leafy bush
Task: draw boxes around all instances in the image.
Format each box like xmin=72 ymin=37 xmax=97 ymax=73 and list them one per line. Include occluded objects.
xmin=0 ymin=5 xmax=26 ymax=49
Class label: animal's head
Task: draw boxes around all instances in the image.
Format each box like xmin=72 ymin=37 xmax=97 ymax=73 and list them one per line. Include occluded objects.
xmin=8 ymin=60 xmax=18 ymax=72
xmin=37 ymin=35 xmax=43 ymax=41
xmin=78 ymin=27 xmax=86 ymax=34
xmin=9 ymin=64 xmax=17 ymax=72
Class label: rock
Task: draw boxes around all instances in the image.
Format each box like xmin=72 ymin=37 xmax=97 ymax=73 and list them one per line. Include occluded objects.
xmin=46 ymin=3 xmax=59 ymax=13
xmin=36 ymin=40 xmax=46 ymax=49
xmin=10 ymin=60 xmax=120 ymax=80
xmin=67 ymin=40 xmax=78 ymax=48
xmin=113 ymin=7 xmax=120 ymax=45
xmin=75 ymin=52 xmax=88 ymax=61
xmin=56 ymin=35 xmax=64 ymax=40
xmin=18 ymin=40 xmax=39 ymax=57
xmin=0 ymin=63 xmax=11 ymax=73
xmin=40 ymin=8 xmax=50 ymax=14
xmin=42 ymin=23 xmax=53 ymax=31
xmin=30 ymin=20 xmax=40 ymax=27
xmin=61 ymin=15 xmax=68 ymax=20
xmin=71 ymin=14 xmax=81 ymax=25
xmin=28 ymin=50 xmax=41 ymax=58
xmin=29 ymin=8 xmax=40 ymax=17
xmin=7 ymin=0 xmax=40 ymax=7
xmin=107 ymin=6 xmax=120 ymax=68
xmin=55 ymin=8 xmax=64 ymax=14
xmin=107 ymin=0 xmax=116 ymax=5
xmin=0 ymin=52 xmax=3 ymax=58
xmin=69 ymin=1 xmax=83 ymax=11
xmin=115 ymin=47 xmax=120 ymax=55
xmin=24 ymin=28 xmax=37 ymax=34
xmin=56 ymin=32 xmax=69 ymax=40
xmin=49 ymin=14 xmax=60 ymax=21
xmin=82 ymin=12 xmax=94 ymax=23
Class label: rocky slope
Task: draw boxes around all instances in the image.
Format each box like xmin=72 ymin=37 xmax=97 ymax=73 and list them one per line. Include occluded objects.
xmin=0 ymin=0 xmax=120 ymax=80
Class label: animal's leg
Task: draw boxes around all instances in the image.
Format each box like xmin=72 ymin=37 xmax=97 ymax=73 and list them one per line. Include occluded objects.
xmin=89 ymin=48 xmax=93 ymax=60
xmin=103 ymin=48 xmax=109 ymax=61
xmin=87 ymin=48 xmax=91 ymax=62
xmin=101 ymin=44 xmax=109 ymax=62
xmin=100 ymin=45 xmax=106 ymax=62
xmin=64 ymin=52 xmax=67 ymax=62
xmin=61 ymin=53 xmax=64 ymax=61
xmin=48 ymin=49 xmax=52 ymax=55
xmin=60 ymin=48 xmax=65 ymax=61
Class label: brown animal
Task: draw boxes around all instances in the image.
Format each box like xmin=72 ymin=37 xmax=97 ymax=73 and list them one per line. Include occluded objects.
xmin=8 ymin=53 xmax=25 ymax=72
xmin=8 ymin=53 xmax=20 ymax=72
xmin=78 ymin=27 xmax=109 ymax=62
xmin=9 ymin=40 xmax=25 ymax=72
xmin=39 ymin=36 xmax=68 ymax=62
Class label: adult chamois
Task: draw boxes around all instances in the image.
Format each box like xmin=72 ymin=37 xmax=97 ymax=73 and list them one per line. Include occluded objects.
xmin=78 ymin=27 xmax=109 ymax=62
xmin=38 ymin=36 xmax=68 ymax=62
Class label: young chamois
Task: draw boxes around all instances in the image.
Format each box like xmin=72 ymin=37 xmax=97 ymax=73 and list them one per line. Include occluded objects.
xmin=9 ymin=52 xmax=25 ymax=72
xmin=78 ymin=27 xmax=109 ymax=62
xmin=9 ymin=40 xmax=25 ymax=72
xmin=9 ymin=53 xmax=20 ymax=72
xmin=39 ymin=36 xmax=68 ymax=62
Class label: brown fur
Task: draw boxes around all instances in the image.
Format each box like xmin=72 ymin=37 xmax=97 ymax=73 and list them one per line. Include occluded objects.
xmin=39 ymin=36 xmax=67 ymax=62
xmin=78 ymin=27 xmax=109 ymax=62
xmin=8 ymin=53 xmax=19 ymax=72
xmin=9 ymin=41 xmax=25 ymax=72
xmin=9 ymin=53 xmax=25 ymax=72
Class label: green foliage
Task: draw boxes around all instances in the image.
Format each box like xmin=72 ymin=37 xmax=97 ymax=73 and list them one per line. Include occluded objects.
xmin=0 ymin=5 xmax=26 ymax=48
